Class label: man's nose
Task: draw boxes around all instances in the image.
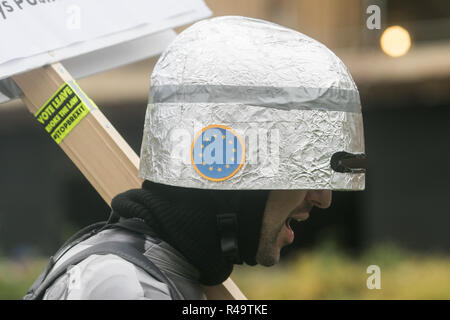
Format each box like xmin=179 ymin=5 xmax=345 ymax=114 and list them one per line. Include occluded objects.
xmin=306 ymin=190 xmax=332 ymax=209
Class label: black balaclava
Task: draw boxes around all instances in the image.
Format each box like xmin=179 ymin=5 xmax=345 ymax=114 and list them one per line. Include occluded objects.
xmin=110 ymin=180 xmax=269 ymax=285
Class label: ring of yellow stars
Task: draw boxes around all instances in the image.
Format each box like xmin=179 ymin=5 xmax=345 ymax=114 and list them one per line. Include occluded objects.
xmin=191 ymin=124 xmax=245 ymax=182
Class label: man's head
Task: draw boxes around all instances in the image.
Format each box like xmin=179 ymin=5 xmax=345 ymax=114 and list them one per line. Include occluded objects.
xmin=138 ymin=16 xmax=366 ymax=269
xmin=256 ymin=190 xmax=332 ymax=266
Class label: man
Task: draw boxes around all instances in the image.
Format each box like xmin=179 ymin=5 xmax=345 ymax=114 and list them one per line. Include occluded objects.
xmin=25 ymin=16 xmax=365 ymax=300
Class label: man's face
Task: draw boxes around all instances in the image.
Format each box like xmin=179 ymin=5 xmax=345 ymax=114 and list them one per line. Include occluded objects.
xmin=255 ymin=190 xmax=332 ymax=266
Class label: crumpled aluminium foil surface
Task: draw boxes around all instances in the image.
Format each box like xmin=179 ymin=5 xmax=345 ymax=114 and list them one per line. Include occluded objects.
xmin=139 ymin=16 xmax=365 ymax=190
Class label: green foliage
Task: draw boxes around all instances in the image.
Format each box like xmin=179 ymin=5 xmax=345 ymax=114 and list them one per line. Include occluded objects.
xmin=0 ymin=258 xmax=47 ymax=300
xmin=232 ymin=243 xmax=450 ymax=299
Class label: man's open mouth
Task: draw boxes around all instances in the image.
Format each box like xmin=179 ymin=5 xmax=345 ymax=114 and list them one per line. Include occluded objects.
xmin=283 ymin=212 xmax=310 ymax=244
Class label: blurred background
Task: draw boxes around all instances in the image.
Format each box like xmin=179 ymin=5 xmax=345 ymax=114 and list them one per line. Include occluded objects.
xmin=0 ymin=0 xmax=449 ymax=299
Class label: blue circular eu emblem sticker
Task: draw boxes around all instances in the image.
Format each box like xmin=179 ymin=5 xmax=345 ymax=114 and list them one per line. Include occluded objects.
xmin=191 ymin=125 xmax=245 ymax=181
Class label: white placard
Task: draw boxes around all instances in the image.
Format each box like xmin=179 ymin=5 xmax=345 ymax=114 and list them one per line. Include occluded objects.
xmin=0 ymin=0 xmax=211 ymax=103
xmin=0 ymin=0 xmax=209 ymax=67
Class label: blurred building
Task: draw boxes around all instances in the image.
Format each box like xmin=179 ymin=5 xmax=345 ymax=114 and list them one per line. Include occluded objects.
xmin=0 ymin=0 xmax=449 ymax=257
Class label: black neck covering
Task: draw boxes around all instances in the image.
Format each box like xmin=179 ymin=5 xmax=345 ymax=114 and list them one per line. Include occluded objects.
xmin=110 ymin=180 xmax=269 ymax=285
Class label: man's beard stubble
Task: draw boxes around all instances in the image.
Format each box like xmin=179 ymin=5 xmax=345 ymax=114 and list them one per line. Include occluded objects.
xmin=255 ymin=219 xmax=285 ymax=266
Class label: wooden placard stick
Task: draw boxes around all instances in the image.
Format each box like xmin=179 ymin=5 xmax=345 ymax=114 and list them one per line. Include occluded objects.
xmin=12 ymin=62 xmax=246 ymax=300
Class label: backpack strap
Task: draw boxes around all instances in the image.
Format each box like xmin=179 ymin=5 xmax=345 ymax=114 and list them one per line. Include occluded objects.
xmin=25 ymin=241 xmax=183 ymax=300
xmin=113 ymin=218 xmax=161 ymax=239
xmin=51 ymin=210 xmax=121 ymax=263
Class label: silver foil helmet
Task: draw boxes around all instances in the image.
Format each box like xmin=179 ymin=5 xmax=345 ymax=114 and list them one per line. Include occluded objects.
xmin=139 ymin=16 xmax=365 ymax=191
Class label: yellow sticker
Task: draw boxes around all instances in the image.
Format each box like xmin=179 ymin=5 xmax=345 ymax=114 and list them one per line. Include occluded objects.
xmin=34 ymin=81 xmax=97 ymax=144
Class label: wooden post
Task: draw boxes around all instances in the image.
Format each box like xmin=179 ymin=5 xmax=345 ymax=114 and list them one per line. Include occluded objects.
xmin=203 ymin=278 xmax=247 ymax=300
xmin=12 ymin=62 xmax=246 ymax=300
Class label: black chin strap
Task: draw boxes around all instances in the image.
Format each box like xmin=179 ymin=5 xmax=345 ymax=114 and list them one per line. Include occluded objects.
xmin=210 ymin=191 xmax=243 ymax=264
xmin=216 ymin=213 xmax=242 ymax=264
